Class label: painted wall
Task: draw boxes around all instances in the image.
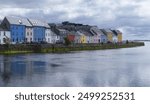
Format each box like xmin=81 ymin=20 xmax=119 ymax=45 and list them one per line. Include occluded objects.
xmin=118 ymin=34 xmax=122 ymax=43
xmin=10 ymin=24 xmax=25 ymax=44
xmin=67 ymin=35 xmax=75 ymax=42
xmin=51 ymin=31 xmax=60 ymax=43
xmin=80 ymin=35 xmax=86 ymax=43
xmin=100 ymin=35 xmax=107 ymax=43
xmin=0 ymin=31 xmax=11 ymax=44
xmin=45 ymin=29 xmax=52 ymax=43
xmin=74 ymin=35 xmax=81 ymax=43
xmin=113 ymin=35 xmax=118 ymax=43
xmin=33 ymin=27 xmax=45 ymax=42
xmin=25 ymin=27 xmax=33 ymax=43
xmin=107 ymin=33 xmax=113 ymax=42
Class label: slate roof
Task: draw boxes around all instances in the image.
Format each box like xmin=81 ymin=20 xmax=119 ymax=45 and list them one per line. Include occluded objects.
xmin=104 ymin=29 xmax=113 ymax=33
xmin=0 ymin=28 xmax=9 ymax=31
xmin=101 ymin=29 xmax=113 ymax=35
xmin=90 ymin=27 xmax=105 ymax=36
xmin=115 ymin=30 xmax=122 ymax=34
xmin=79 ymin=30 xmax=92 ymax=36
xmin=28 ymin=18 xmax=50 ymax=28
xmin=5 ymin=16 xmax=32 ymax=26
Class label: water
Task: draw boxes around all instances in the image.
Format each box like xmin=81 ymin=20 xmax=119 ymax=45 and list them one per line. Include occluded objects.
xmin=0 ymin=42 xmax=150 ymax=87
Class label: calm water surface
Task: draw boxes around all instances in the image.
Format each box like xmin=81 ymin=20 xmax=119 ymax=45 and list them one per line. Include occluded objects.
xmin=0 ymin=42 xmax=150 ymax=87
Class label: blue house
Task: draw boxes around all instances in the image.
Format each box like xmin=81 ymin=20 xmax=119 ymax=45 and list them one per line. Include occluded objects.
xmin=28 ymin=19 xmax=48 ymax=42
xmin=1 ymin=16 xmax=31 ymax=44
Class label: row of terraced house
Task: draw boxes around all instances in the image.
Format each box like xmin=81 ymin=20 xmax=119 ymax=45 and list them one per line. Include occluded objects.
xmin=0 ymin=16 xmax=122 ymax=44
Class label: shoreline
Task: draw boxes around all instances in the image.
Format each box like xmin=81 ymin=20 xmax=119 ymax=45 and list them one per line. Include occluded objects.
xmin=0 ymin=42 xmax=145 ymax=55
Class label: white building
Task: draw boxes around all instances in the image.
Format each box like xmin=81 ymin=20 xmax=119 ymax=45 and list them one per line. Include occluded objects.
xmin=0 ymin=28 xmax=11 ymax=44
xmin=26 ymin=27 xmax=33 ymax=43
xmin=51 ymin=30 xmax=60 ymax=43
xmin=45 ymin=28 xmax=52 ymax=43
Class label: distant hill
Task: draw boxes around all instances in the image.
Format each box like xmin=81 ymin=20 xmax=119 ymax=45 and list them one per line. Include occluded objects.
xmin=134 ymin=40 xmax=150 ymax=42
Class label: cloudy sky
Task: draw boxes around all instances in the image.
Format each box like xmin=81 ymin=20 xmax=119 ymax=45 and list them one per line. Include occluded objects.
xmin=0 ymin=0 xmax=150 ymax=39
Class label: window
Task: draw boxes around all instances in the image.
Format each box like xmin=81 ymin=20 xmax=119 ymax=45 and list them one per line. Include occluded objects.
xmin=30 ymin=32 xmax=32 ymax=36
xmin=30 ymin=38 xmax=32 ymax=41
xmin=27 ymin=32 xmax=29 ymax=36
xmin=12 ymin=32 xmax=14 ymax=36
xmin=38 ymin=38 xmax=40 ymax=42
xmin=4 ymin=31 xmax=6 ymax=36
xmin=16 ymin=38 xmax=18 ymax=42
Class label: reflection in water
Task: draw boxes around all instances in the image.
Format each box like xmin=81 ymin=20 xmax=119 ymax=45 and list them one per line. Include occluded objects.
xmin=0 ymin=42 xmax=150 ymax=87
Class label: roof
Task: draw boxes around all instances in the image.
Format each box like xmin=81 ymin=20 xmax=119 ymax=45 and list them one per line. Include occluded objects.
xmin=115 ymin=30 xmax=122 ymax=34
xmin=0 ymin=28 xmax=9 ymax=31
xmin=90 ymin=27 xmax=105 ymax=36
xmin=58 ymin=29 xmax=67 ymax=32
xmin=28 ymin=18 xmax=50 ymax=28
xmin=104 ymin=29 xmax=113 ymax=33
xmin=5 ymin=16 xmax=32 ymax=26
xmin=101 ymin=29 xmax=113 ymax=35
xmin=79 ymin=30 xmax=92 ymax=36
xmin=76 ymin=31 xmax=84 ymax=36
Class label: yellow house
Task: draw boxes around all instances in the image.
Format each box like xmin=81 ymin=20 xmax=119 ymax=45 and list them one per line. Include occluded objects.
xmin=77 ymin=31 xmax=87 ymax=43
xmin=116 ymin=30 xmax=122 ymax=43
xmin=80 ymin=34 xmax=86 ymax=43
xmin=102 ymin=29 xmax=113 ymax=43
xmin=112 ymin=30 xmax=123 ymax=43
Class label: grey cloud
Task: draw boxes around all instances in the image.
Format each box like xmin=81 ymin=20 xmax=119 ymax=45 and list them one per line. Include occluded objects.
xmin=0 ymin=0 xmax=149 ymax=39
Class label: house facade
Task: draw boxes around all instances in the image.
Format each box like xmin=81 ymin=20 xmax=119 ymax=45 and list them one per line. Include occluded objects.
xmin=45 ymin=29 xmax=52 ymax=43
xmin=99 ymin=29 xmax=107 ymax=43
xmin=115 ymin=30 xmax=122 ymax=43
xmin=111 ymin=30 xmax=122 ymax=43
xmin=102 ymin=29 xmax=113 ymax=43
xmin=56 ymin=29 xmax=68 ymax=43
xmin=78 ymin=31 xmax=86 ymax=43
xmin=50 ymin=29 xmax=60 ymax=44
xmin=0 ymin=28 xmax=11 ymax=44
xmin=28 ymin=19 xmax=46 ymax=43
xmin=25 ymin=27 xmax=33 ymax=43
xmin=74 ymin=31 xmax=81 ymax=43
xmin=90 ymin=27 xmax=108 ymax=43
xmin=1 ymin=16 xmax=31 ymax=44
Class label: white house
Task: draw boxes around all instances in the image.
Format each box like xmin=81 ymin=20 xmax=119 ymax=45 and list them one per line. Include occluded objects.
xmin=51 ymin=30 xmax=60 ymax=43
xmin=0 ymin=28 xmax=11 ymax=44
xmin=26 ymin=26 xmax=33 ymax=43
xmin=45 ymin=28 xmax=52 ymax=43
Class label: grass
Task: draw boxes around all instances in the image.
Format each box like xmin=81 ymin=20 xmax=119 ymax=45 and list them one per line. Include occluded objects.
xmin=0 ymin=42 xmax=145 ymax=54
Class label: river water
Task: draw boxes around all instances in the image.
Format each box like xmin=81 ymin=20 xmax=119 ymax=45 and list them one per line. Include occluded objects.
xmin=0 ymin=42 xmax=149 ymax=87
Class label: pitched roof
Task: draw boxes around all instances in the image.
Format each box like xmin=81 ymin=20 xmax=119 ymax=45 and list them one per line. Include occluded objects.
xmin=79 ymin=30 xmax=93 ymax=36
xmin=5 ymin=16 xmax=32 ymax=26
xmin=115 ymin=30 xmax=122 ymax=34
xmin=104 ymin=29 xmax=113 ymax=33
xmin=0 ymin=28 xmax=9 ymax=31
xmin=90 ymin=27 xmax=105 ymax=36
xmin=28 ymin=18 xmax=50 ymax=28
xmin=101 ymin=29 xmax=113 ymax=35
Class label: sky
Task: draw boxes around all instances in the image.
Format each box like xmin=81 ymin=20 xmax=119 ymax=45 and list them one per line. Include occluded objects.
xmin=0 ymin=0 xmax=150 ymax=40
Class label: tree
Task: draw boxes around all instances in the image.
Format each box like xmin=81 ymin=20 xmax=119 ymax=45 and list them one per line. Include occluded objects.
xmin=64 ymin=37 xmax=71 ymax=46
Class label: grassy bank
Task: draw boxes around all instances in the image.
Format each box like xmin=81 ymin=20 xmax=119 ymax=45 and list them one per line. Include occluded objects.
xmin=0 ymin=42 xmax=145 ymax=55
